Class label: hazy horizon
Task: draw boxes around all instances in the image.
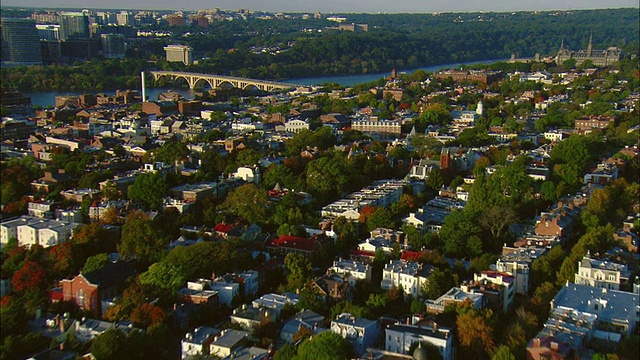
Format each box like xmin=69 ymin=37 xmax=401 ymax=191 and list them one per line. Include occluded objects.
xmin=1 ymin=0 xmax=638 ymax=13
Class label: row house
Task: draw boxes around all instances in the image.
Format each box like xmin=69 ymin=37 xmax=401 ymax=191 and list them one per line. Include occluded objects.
xmin=209 ymin=329 xmax=249 ymax=358
xmin=534 ymin=202 xmax=580 ymax=240
xmin=27 ymin=200 xmax=56 ymax=218
xmin=1 ymin=215 xmax=78 ymax=249
xmin=181 ymin=326 xmax=220 ymax=359
xmin=230 ymin=304 xmax=277 ymax=331
xmin=583 ymin=163 xmax=619 ymax=185
xmin=574 ymin=115 xmax=615 ymax=133
xmin=251 ymin=292 xmax=299 ymax=316
xmin=60 ymin=188 xmax=100 ymax=203
xmin=186 ymin=278 xmax=239 ymax=308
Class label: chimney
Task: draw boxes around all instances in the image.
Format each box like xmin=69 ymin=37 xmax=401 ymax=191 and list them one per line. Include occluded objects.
xmin=533 ymin=338 xmax=541 ymax=347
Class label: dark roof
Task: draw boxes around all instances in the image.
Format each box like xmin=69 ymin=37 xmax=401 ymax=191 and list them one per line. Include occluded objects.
xmin=82 ymin=261 xmax=136 ymax=288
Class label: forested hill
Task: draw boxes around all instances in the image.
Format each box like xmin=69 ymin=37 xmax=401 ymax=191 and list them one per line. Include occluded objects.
xmin=2 ymin=8 xmax=638 ymax=92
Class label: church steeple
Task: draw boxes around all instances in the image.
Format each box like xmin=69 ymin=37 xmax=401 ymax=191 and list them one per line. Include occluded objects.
xmin=587 ymin=33 xmax=593 ymax=55
xmin=560 ymin=38 xmax=565 ymax=50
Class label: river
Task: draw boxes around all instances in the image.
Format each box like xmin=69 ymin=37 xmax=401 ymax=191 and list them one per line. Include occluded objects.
xmin=24 ymin=58 xmax=506 ymax=107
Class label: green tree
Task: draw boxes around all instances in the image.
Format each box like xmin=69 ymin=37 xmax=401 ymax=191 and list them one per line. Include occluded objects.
xmin=422 ymin=268 xmax=455 ymax=300
xmin=127 ymin=172 xmax=167 ymax=210
xmin=284 ymin=253 xmax=313 ymax=292
xmin=366 ymin=207 xmax=395 ymax=231
xmin=139 ymin=262 xmax=187 ymax=294
xmin=218 ymin=184 xmax=269 ymax=224
xmin=439 ymin=210 xmax=483 ymax=258
xmin=118 ymin=211 xmax=166 ymax=264
xmin=82 ymin=253 xmax=109 ymax=274
xmin=293 ymin=331 xmax=352 ymax=360
xmin=492 ymin=345 xmax=516 ymax=360
xmin=90 ymin=328 xmax=128 ymax=360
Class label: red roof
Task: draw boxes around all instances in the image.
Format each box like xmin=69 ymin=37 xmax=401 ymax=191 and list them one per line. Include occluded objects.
xmin=401 ymin=251 xmax=425 ymax=261
xmin=214 ymin=224 xmax=233 ymax=233
xmin=268 ymin=234 xmax=330 ymax=252
xmin=349 ymin=249 xmax=375 ymax=257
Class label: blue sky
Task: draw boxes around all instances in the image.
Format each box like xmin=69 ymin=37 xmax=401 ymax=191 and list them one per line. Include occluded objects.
xmin=2 ymin=0 xmax=638 ymax=12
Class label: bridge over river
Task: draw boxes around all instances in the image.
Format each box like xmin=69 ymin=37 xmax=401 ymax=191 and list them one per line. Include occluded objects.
xmin=148 ymin=71 xmax=297 ymax=92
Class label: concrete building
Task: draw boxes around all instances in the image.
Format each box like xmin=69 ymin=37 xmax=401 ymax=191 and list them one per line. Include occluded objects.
xmin=100 ymin=33 xmax=125 ymax=59
xmin=553 ymin=283 xmax=639 ymax=338
xmin=1 ymin=18 xmax=43 ymax=65
xmin=494 ymin=247 xmax=547 ymax=295
xmin=385 ymin=323 xmax=454 ymax=360
xmin=230 ymin=305 xmax=277 ymax=331
xmin=59 ymin=12 xmax=89 ymax=40
xmin=331 ymin=313 xmax=381 ymax=355
xmin=164 ymin=44 xmax=192 ymax=65
xmin=351 ymin=118 xmax=402 ymax=135
xmin=1 ymin=215 xmax=78 ymax=249
xmin=462 ymin=271 xmax=515 ymax=313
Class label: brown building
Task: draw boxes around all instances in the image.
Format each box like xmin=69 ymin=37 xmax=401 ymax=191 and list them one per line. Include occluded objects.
xmin=574 ymin=115 xmax=615 ymax=133
xmin=435 ymin=69 xmax=503 ymax=85
xmin=142 ymin=101 xmax=178 ymax=117
xmin=166 ymin=14 xmax=185 ymax=27
xmin=526 ymin=336 xmax=575 ymax=360
xmin=309 ymin=274 xmax=352 ymax=302
xmin=382 ymin=89 xmax=404 ymax=101
xmin=60 ymin=262 xmax=136 ymax=317
xmin=178 ymin=100 xmax=203 ymax=116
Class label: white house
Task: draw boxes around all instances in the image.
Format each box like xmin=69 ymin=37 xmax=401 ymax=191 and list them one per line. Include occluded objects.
xmin=328 ymin=259 xmax=372 ymax=286
xmin=284 ymin=119 xmax=310 ymax=133
xmin=574 ymin=253 xmax=630 ymax=291
xmin=209 ymin=329 xmax=249 ymax=358
xmin=385 ymin=323 xmax=454 ymax=360
xmin=331 ymin=313 xmax=380 ymax=355
xmin=381 ymin=260 xmax=430 ymax=298
xmin=181 ymin=326 xmax=220 ymax=359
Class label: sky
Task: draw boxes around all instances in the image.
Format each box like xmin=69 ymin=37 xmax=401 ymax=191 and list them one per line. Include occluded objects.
xmin=1 ymin=0 xmax=638 ymax=13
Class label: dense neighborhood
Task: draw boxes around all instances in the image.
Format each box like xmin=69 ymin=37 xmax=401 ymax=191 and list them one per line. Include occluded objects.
xmin=1 ymin=18 xmax=639 ymax=360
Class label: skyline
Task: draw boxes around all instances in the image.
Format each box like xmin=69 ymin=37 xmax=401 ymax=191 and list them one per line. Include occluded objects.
xmin=1 ymin=0 xmax=638 ymax=13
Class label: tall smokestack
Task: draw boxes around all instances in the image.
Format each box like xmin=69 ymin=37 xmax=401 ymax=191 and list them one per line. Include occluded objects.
xmin=141 ymin=71 xmax=146 ymax=103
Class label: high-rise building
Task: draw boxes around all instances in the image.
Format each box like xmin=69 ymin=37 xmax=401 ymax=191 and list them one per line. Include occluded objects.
xmin=101 ymin=34 xmax=125 ymax=59
xmin=164 ymin=44 xmax=192 ymax=65
xmin=59 ymin=12 xmax=89 ymax=40
xmin=36 ymin=24 xmax=60 ymax=40
xmin=1 ymin=18 xmax=43 ymax=65
xmin=166 ymin=14 xmax=185 ymax=27
xmin=116 ymin=11 xmax=135 ymax=26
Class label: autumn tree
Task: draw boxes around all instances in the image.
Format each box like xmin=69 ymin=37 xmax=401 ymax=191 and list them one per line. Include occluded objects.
xmin=11 ymin=261 xmax=47 ymax=293
xmin=456 ymin=307 xmax=496 ymax=359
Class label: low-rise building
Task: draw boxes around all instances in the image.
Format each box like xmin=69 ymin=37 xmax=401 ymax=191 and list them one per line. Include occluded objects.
xmin=381 ymin=260 xmax=430 ymax=298
xmin=181 ymin=326 xmax=221 ymax=359
xmin=280 ymin=310 xmax=326 ymax=343
xmin=425 ymin=287 xmax=484 ymax=314
xmin=230 ymin=305 xmax=277 ymax=331
xmin=461 ymin=271 xmax=515 ymax=313
xmin=385 ymin=322 xmax=454 ymax=360
xmin=328 ymin=259 xmax=372 ymax=286
xmin=574 ymin=253 xmax=630 ymax=291
xmin=331 ymin=313 xmax=381 ymax=355
xmin=251 ymin=292 xmax=299 ymax=316
xmin=494 ymin=246 xmax=547 ymax=295
xmin=209 ymin=329 xmax=249 ymax=358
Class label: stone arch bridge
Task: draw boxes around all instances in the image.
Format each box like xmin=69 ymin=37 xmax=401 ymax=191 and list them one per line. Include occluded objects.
xmin=148 ymin=71 xmax=296 ymax=92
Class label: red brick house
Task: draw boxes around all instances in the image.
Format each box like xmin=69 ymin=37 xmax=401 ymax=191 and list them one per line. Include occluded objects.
xmin=60 ymin=262 xmax=136 ymax=317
